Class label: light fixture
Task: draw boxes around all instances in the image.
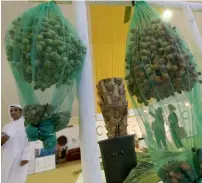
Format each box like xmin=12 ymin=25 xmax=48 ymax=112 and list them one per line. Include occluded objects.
xmin=185 ymin=101 xmax=190 ymax=107
xmin=143 ymin=110 xmax=147 ymax=113
xmin=162 ymin=9 xmax=173 ymax=20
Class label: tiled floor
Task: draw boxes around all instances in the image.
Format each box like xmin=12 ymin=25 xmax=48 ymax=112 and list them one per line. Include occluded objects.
xmin=27 ymin=160 xmax=164 ymax=183
xmin=27 ymin=160 xmax=81 ymax=183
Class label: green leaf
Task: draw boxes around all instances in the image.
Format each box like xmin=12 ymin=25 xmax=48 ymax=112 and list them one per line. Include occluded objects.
xmin=124 ymin=6 xmax=132 ymax=24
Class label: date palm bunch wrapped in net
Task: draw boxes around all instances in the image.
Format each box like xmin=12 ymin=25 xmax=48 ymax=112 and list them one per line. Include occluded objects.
xmin=125 ymin=1 xmax=202 ymax=182
xmin=97 ymin=78 xmax=128 ymax=138
xmin=5 ymin=2 xmax=86 ymax=148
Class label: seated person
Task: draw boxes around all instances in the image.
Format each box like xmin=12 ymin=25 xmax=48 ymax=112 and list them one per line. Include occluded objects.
xmin=56 ymin=135 xmax=68 ymax=164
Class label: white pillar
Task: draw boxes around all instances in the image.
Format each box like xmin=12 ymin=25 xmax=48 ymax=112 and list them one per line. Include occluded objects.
xmin=72 ymin=1 xmax=102 ymax=183
xmin=184 ymin=3 xmax=202 ymax=56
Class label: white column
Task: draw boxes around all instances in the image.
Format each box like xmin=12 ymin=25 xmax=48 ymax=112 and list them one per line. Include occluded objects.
xmin=184 ymin=4 xmax=202 ymax=56
xmin=72 ymin=1 xmax=102 ymax=183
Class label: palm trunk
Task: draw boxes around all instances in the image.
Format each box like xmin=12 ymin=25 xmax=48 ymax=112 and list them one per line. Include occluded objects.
xmin=97 ymin=77 xmax=128 ymax=138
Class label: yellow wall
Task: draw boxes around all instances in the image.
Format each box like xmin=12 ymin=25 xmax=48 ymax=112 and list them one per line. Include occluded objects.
xmin=90 ymin=5 xmax=163 ymax=113
xmin=90 ymin=5 xmax=132 ymax=113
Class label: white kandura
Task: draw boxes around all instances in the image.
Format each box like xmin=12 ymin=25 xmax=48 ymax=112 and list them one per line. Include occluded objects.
xmin=2 ymin=104 xmax=30 ymax=183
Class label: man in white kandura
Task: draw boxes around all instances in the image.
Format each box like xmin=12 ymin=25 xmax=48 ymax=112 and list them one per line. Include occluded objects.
xmin=1 ymin=104 xmax=30 ymax=183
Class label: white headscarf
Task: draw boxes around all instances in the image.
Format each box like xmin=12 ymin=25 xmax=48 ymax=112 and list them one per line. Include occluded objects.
xmin=9 ymin=104 xmax=24 ymax=121
xmin=9 ymin=104 xmax=22 ymax=110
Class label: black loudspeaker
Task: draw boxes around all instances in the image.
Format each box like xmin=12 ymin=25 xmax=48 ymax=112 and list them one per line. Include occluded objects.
xmin=99 ymin=135 xmax=137 ymax=183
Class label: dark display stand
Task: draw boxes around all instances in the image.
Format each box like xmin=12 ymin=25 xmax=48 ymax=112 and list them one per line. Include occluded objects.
xmin=99 ymin=135 xmax=137 ymax=183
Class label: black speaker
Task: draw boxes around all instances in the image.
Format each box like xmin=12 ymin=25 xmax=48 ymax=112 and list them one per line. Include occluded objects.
xmin=99 ymin=135 xmax=137 ymax=183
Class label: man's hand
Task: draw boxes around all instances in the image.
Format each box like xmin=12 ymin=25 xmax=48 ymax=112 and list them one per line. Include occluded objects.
xmin=20 ymin=160 xmax=29 ymax=167
xmin=1 ymin=134 xmax=10 ymax=146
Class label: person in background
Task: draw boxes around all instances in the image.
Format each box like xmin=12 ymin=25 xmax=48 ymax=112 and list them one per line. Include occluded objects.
xmin=56 ymin=135 xmax=68 ymax=164
xmin=1 ymin=104 xmax=30 ymax=183
xmin=168 ymin=104 xmax=183 ymax=148
xmin=149 ymin=107 xmax=168 ymax=149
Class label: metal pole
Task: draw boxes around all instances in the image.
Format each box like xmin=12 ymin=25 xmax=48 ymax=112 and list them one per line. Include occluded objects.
xmin=26 ymin=0 xmax=202 ymax=11
xmin=87 ymin=1 xmax=202 ymax=12
xmin=72 ymin=1 xmax=102 ymax=183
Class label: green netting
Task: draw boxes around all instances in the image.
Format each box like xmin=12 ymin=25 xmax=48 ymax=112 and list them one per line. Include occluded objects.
xmin=5 ymin=2 xmax=86 ymax=148
xmin=123 ymin=151 xmax=160 ymax=183
xmin=125 ymin=1 xmax=202 ymax=182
